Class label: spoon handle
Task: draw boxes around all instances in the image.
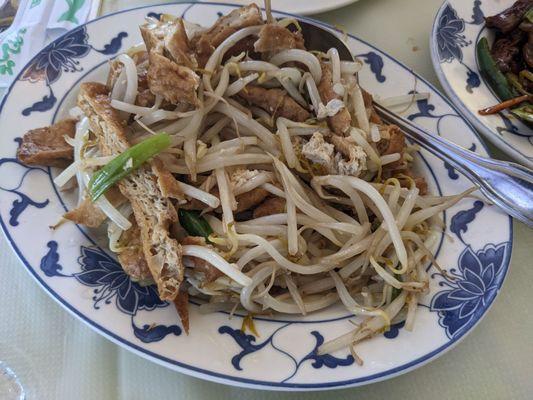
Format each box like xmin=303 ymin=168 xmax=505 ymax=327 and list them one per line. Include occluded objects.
xmin=374 ymin=102 xmax=533 ymax=228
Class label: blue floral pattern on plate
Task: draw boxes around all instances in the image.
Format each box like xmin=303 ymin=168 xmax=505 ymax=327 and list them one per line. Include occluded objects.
xmin=219 ymin=325 xmax=354 ymax=383
xmin=435 ymin=3 xmax=481 ymax=93
xmin=41 ymin=239 xmax=182 ymax=342
xmin=0 ymin=149 xmax=50 ymax=227
xmin=450 ymin=200 xmax=484 ymax=244
xmin=0 ymin=2 xmax=513 ymax=390
xmin=22 ymin=27 xmax=91 ymax=85
xmin=431 ymin=0 xmax=533 ymax=167
xmin=40 ymin=241 xmax=67 ymax=277
xmin=74 ymin=246 xmax=166 ymax=315
xmin=436 ymin=4 xmax=470 ymax=63
xmin=354 ymin=52 xmax=386 ymax=83
xmin=407 ymin=94 xmax=478 ymax=179
xmin=20 ymin=26 xmax=127 ymax=116
xmin=431 ymin=242 xmax=510 ymax=338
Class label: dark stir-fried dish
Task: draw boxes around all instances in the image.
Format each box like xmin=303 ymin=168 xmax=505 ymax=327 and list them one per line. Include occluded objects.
xmin=16 ymin=2 xmax=472 ymax=355
xmin=478 ymin=0 xmax=533 ymax=120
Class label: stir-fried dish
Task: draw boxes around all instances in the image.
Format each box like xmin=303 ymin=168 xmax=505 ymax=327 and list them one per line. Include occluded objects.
xmin=16 ymin=3 xmax=472 ymax=356
xmin=477 ymin=0 xmax=533 ymax=120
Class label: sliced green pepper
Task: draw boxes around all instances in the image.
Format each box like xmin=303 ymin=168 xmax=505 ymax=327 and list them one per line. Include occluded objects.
xmin=178 ymin=209 xmax=213 ymax=239
xmin=511 ymin=103 xmax=533 ymax=123
xmin=477 ymin=37 xmax=517 ymax=101
xmin=506 ymin=73 xmax=530 ymax=95
xmin=88 ymin=133 xmax=171 ymax=201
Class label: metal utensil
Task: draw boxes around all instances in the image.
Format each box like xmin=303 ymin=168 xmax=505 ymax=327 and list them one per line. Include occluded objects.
xmin=298 ymin=19 xmax=533 ymax=228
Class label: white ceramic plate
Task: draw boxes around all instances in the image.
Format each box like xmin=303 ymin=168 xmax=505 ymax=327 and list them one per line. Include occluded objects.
xmin=199 ymin=0 xmax=360 ymax=15
xmin=0 ymin=2 xmax=512 ymax=391
xmin=431 ymin=0 xmax=533 ymax=168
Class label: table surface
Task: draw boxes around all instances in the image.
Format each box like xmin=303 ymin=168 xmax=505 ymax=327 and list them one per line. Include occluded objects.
xmin=1 ymin=0 xmax=531 ymax=399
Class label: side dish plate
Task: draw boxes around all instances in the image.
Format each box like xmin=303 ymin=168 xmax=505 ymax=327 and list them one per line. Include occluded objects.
xmin=431 ymin=0 xmax=533 ymax=168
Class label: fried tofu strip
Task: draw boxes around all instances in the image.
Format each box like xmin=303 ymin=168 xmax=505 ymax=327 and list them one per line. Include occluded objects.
xmin=191 ymin=4 xmax=263 ymax=66
xmin=147 ymin=51 xmax=200 ymax=106
xmin=181 ymin=236 xmax=223 ymax=283
xmin=318 ymin=62 xmax=352 ymax=135
xmin=78 ymin=82 xmax=183 ymax=301
xmin=254 ymin=24 xmax=305 ymax=53
xmin=174 ymin=289 xmax=190 ymax=334
xmin=139 ymin=15 xmax=201 ymax=106
xmin=118 ymin=218 xmax=154 ymax=284
xmin=17 ymin=119 xmax=76 ymax=167
xmin=253 ymin=196 xmax=286 ymax=218
xmin=63 ymin=187 xmax=126 ymax=228
xmin=140 ymin=17 xmax=196 ymax=68
xmin=239 ymin=86 xmax=310 ymax=122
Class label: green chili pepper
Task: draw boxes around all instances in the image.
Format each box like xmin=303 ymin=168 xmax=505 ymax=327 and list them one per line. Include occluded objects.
xmin=477 ymin=37 xmax=517 ymax=101
xmin=88 ymin=133 xmax=171 ymax=201
xmin=178 ymin=209 xmax=213 ymax=239
xmin=511 ymin=103 xmax=533 ymax=123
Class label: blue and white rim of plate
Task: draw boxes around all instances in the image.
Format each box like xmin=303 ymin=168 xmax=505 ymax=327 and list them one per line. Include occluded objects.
xmin=0 ymin=2 xmax=513 ymax=390
xmin=430 ymin=0 xmax=533 ymax=168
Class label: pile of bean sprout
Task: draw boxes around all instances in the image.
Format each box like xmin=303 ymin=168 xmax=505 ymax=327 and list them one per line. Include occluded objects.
xmin=54 ymin=4 xmax=472 ymax=355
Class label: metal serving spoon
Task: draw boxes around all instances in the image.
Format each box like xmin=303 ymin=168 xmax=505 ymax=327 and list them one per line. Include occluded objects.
xmin=297 ymin=19 xmax=533 ymax=228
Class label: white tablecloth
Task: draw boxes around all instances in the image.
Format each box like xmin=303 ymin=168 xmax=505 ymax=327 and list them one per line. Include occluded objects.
xmin=1 ymin=0 xmax=532 ymax=398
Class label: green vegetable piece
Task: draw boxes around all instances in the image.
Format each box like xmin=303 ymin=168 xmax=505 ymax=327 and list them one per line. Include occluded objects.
xmin=477 ymin=37 xmax=516 ymax=101
xmin=511 ymin=103 xmax=533 ymax=123
xmin=178 ymin=209 xmax=213 ymax=239
xmin=88 ymin=133 xmax=171 ymax=201
xmin=519 ymin=69 xmax=533 ymax=82
xmin=506 ymin=73 xmax=530 ymax=95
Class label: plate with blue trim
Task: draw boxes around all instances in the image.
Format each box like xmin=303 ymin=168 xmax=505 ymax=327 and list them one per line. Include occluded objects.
xmin=431 ymin=0 xmax=533 ymax=168
xmin=0 ymin=2 xmax=513 ymax=390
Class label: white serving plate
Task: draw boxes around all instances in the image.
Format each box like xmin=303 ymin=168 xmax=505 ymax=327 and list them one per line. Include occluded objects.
xmin=0 ymin=2 xmax=513 ymax=390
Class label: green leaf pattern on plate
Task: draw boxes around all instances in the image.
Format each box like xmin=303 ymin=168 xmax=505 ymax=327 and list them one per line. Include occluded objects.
xmin=58 ymin=0 xmax=86 ymax=24
xmin=0 ymin=28 xmax=27 ymax=76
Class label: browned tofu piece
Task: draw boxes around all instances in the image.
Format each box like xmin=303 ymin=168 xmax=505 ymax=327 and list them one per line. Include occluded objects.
xmin=254 ymin=24 xmax=305 ymax=53
xmin=180 ymin=236 xmax=223 ymax=284
xmin=140 ymin=17 xmax=196 ymax=68
xmin=253 ymin=197 xmax=286 ymax=218
xmin=238 ymin=86 xmax=310 ymax=122
xmin=361 ymin=88 xmax=382 ymax=124
xmin=107 ymin=51 xmax=157 ymax=108
xmin=173 ymin=289 xmax=189 ymax=333
xmin=17 ymin=119 xmax=76 ymax=167
xmin=147 ymin=51 xmax=200 ymax=106
xmin=235 ymin=188 xmax=269 ymax=213
xmin=379 ymin=125 xmax=405 ymax=169
xmin=191 ymin=4 xmax=263 ymax=66
xmin=78 ymin=82 xmax=184 ymax=301
xmin=318 ymin=62 xmax=352 ymax=135
xmin=152 ymin=158 xmax=186 ymax=202
xmin=63 ymin=187 xmax=126 ymax=228
xmin=117 ymin=219 xmax=154 ymax=283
